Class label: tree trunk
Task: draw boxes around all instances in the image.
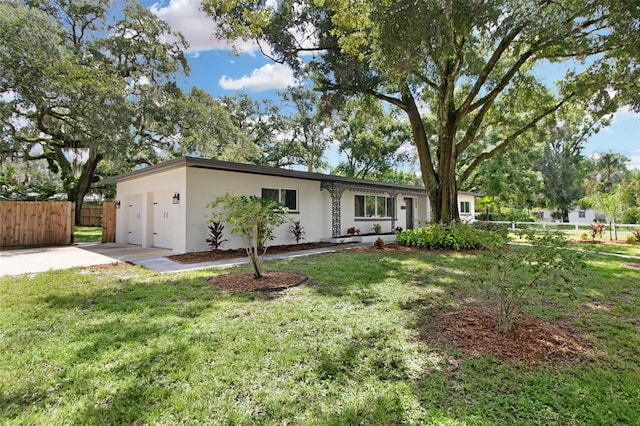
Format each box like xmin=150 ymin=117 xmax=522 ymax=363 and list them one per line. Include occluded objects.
xmin=401 ymin=83 xmax=460 ymax=223
xmin=251 ymin=222 xmax=263 ymax=279
xmin=69 ymin=148 xmax=104 ymax=225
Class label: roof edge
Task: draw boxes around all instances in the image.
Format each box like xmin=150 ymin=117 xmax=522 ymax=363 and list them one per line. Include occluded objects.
xmin=99 ymin=156 xmax=483 ymax=197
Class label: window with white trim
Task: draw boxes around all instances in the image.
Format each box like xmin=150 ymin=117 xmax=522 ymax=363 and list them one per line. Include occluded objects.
xmin=578 ymin=209 xmax=586 ymax=218
xmin=460 ymin=201 xmax=470 ymax=214
xmin=261 ymin=188 xmax=298 ymax=211
xmin=355 ymin=195 xmax=394 ymax=218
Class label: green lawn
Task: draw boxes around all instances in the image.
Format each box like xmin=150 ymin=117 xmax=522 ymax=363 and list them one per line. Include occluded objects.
xmin=74 ymin=226 xmax=102 ymax=242
xmin=1 ymin=249 xmax=639 ymax=424
xmin=567 ymin=240 xmax=640 ymax=257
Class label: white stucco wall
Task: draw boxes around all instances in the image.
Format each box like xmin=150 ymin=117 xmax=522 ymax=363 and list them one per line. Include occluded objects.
xmin=184 ymin=168 xmax=330 ymax=252
xmin=115 ymin=167 xmax=187 ymax=253
xmin=114 ymin=162 xmax=477 ymax=253
xmin=541 ymin=208 xmax=599 ymax=223
xmin=338 ymin=191 xmax=429 ymax=235
xmin=458 ymin=193 xmax=476 ymax=223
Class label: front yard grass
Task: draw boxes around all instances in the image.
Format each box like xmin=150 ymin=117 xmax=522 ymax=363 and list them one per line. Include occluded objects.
xmin=1 ymin=249 xmax=638 ymax=424
xmin=567 ymin=240 xmax=640 ymax=257
xmin=74 ymin=226 xmax=102 ymax=242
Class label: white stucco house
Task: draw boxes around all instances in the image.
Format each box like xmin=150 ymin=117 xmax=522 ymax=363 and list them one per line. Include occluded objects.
xmin=540 ymin=208 xmax=601 ymax=223
xmin=101 ymin=156 xmax=478 ymax=253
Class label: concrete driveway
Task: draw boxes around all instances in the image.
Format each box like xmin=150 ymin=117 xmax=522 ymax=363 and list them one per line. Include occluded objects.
xmin=0 ymin=243 xmax=171 ymax=277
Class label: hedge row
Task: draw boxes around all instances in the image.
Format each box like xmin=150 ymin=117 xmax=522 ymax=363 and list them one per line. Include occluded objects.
xmin=396 ymin=223 xmax=508 ymax=251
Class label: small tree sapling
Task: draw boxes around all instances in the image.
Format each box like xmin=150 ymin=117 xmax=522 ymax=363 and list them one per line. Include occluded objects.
xmin=482 ymin=230 xmax=585 ymax=332
xmin=208 ymin=193 xmax=288 ymax=279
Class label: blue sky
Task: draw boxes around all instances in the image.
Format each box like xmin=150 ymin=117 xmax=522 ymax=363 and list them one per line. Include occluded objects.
xmin=147 ymin=0 xmax=640 ymax=169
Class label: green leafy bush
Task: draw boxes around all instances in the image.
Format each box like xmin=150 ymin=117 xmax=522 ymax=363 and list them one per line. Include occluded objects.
xmin=481 ymin=230 xmax=585 ymax=331
xmin=396 ymin=222 xmax=507 ymax=250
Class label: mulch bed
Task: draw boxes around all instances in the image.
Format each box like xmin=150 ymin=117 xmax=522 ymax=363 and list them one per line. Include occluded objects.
xmin=208 ymin=271 xmax=308 ymax=291
xmin=169 ymin=242 xmax=343 ymax=264
xmin=429 ymin=307 xmax=586 ymax=364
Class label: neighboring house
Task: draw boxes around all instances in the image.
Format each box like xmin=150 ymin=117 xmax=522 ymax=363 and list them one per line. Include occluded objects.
xmin=540 ymin=208 xmax=600 ymax=224
xmin=101 ymin=156 xmax=477 ymax=253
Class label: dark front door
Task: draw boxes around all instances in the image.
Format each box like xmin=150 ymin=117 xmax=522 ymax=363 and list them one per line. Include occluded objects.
xmin=405 ymin=198 xmax=414 ymax=230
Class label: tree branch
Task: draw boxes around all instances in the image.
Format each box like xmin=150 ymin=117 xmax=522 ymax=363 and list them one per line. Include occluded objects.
xmin=459 ymin=97 xmax=568 ymax=184
xmin=458 ymin=26 xmax=524 ymax=115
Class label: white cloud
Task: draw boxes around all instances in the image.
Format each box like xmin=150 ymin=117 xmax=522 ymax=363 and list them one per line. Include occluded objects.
xmin=612 ymin=105 xmax=640 ymax=121
xmin=150 ymin=0 xmax=258 ymax=54
xmin=629 ymin=155 xmax=640 ymax=170
xmin=219 ymin=63 xmax=297 ymax=92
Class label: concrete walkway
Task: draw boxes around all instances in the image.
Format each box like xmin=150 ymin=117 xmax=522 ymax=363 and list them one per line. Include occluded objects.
xmin=0 ymin=243 xmax=171 ymax=277
xmin=0 ymin=242 xmax=364 ymax=276
xmin=0 ymin=245 xmax=117 ymax=276
xmin=133 ymin=243 xmax=365 ymax=273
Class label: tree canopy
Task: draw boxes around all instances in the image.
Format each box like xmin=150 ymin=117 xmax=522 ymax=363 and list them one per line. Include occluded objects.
xmin=331 ymin=96 xmax=413 ymax=181
xmin=202 ymin=0 xmax=633 ymax=222
xmin=0 ymin=0 xmax=190 ymax=217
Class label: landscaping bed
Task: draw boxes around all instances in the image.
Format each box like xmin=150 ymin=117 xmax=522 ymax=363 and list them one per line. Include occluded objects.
xmin=169 ymin=241 xmax=345 ymax=263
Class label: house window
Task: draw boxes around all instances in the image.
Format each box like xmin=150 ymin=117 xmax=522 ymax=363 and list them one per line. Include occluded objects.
xmin=460 ymin=201 xmax=470 ymax=214
xmin=261 ymin=188 xmax=298 ymax=211
xmin=355 ymin=195 xmax=393 ymax=218
xmin=578 ymin=209 xmax=586 ymax=218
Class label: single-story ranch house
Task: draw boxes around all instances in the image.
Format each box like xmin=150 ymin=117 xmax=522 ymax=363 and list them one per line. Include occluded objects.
xmin=101 ymin=156 xmax=477 ymax=253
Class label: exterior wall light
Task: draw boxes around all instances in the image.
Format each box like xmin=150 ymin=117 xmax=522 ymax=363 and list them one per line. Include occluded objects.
xmin=115 ymin=200 xmax=121 ymax=209
xmin=172 ymin=192 xmax=180 ymax=204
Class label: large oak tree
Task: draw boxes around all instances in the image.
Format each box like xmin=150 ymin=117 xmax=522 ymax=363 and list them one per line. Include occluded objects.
xmin=1 ymin=0 xmax=190 ymax=219
xmin=203 ymin=0 xmax=630 ymax=222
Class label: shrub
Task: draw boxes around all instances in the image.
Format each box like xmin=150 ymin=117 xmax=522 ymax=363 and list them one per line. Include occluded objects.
xmin=372 ymin=223 xmax=382 ymax=234
xmin=396 ymin=222 xmax=507 ymax=251
xmin=626 ymin=235 xmax=637 ymax=245
xmin=471 ymin=221 xmax=510 ymax=239
xmin=622 ymin=207 xmax=640 ymax=225
xmin=481 ymin=230 xmax=585 ymax=332
xmin=206 ymin=222 xmax=228 ymax=251
xmin=591 ymin=221 xmax=605 ymax=239
xmin=290 ymin=221 xmax=305 ymax=244
xmin=633 ymin=229 xmax=640 ymax=240
xmin=580 ymin=232 xmax=589 ymax=240
xmin=347 ymin=226 xmax=360 ymax=236
xmin=373 ymin=237 xmax=385 ymax=249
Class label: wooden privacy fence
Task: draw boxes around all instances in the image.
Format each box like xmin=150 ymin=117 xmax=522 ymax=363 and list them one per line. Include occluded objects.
xmin=0 ymin=201 xmax=74 ymax=248
xmin=79 ymin=204 xmax=103 ymax=226
xmin=101 ymin=202 xmax=116 ymax=243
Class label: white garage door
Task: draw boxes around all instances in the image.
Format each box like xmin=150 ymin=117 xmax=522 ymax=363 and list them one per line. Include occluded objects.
xmin=152 ymin=190 xmax=173 ymax=249
xmin=127 ymin=194 xmax=143 ymax=245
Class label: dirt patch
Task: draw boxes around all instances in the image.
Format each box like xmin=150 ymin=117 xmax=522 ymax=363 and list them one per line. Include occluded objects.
xmin=208 ymin=271 xmax=308 ymax=291
xmin=170 ymin=242 xmax=344 ymax=264
xmin=430 ymin=307 xmax=586 ymax=364
xmin=78 ymin=262 xmax=132 ymax=274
